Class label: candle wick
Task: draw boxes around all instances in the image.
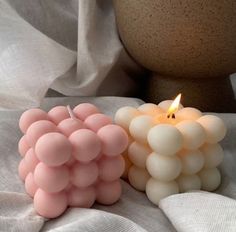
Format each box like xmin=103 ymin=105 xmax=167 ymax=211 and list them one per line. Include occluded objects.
xmin=167 ymin=113 xmax=176 ymax=119
xmin=67 ymin=105 xmax=78 ymax=121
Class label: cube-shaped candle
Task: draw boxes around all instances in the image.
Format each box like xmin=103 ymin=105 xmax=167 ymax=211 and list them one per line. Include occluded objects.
xmin=18 ymin=103 xmax=128 ymax=218
xmin=115 ymin=95 xmax=226 ymax=205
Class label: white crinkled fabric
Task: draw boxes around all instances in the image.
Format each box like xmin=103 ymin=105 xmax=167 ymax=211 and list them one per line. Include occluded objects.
xmin=0 ymin=96 xmax=236 ymax=232
xmin=0 ymin=0 xmax=145 ymax=110
xmin=1 ymin=0 xmax=236 ymax=231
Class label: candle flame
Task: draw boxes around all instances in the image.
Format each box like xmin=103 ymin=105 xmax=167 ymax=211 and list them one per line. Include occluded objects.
xmin=167 ymin=94 xmax=182 ymax=115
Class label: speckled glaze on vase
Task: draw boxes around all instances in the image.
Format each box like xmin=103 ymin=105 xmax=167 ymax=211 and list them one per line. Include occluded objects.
xmin=113 ymin=0 xmax=236 ymax=112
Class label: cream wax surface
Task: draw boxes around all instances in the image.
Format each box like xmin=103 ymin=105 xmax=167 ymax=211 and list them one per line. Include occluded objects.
xmin=115 ymin=99 xmax=226 ymax=205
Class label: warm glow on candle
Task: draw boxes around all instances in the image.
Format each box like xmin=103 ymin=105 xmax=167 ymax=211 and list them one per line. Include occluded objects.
xmin=167 ymin=94 xmax=182 ymax=117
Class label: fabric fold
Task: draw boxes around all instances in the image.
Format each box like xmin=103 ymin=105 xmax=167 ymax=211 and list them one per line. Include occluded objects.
xmin=51 ymin=0 xmax=124 ymax=96
xmin=42 ymin=208 xmax=147 ymax=232
xmin=0 ymin=0 xmax=145 ymax=110
xmin=0 ymin=0 xmax=76 ymax=110
xmin=0 ymin=192 xmax=44 ymax=232
xmin=159 ymin=191 xmax=236 ymax=232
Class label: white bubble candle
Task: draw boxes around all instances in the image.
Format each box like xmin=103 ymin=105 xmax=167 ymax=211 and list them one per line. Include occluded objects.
xmin=115 ymin=94 xmax=226 ymax=205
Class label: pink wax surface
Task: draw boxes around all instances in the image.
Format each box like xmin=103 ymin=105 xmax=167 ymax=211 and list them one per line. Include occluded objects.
xmin=48 ymin=106 xmax=70 ymax=125
xmin=25 ymin=173 xmax=38 ymax=197
xmin=97 ymin=125 xmax=129 ymax=156
xmin=26 ymin=120 xmax=59 ymax=147
xmin=73 ymin=103 xmax=100 ymax=121
xmin=68 ymin=186 xmax=96 ymax=208
xmin=35 ymin=132 xmax=71 ymax=167
xmin=34 ymin=162 xmax=70 ymax=193
xmin=34 ymin=189 xmax=68 ymax=218
xmin=58 ymin=118 xmax=85 ymax=137
xmin=96 ymin=180 xmax=122 ymax=205
xmin=18 ymin=135 xmax=30 ymax=157
xmin=24 ymin=148 xmax=39 ymax=173
xmin=18 ymin=159 xmax=29 ymax=181
xmin=18 ymin=103 xmax=128 ymax=219
xmin=69 ymin=129 xmax=101 ymax=163
xmin=84 ymin=113 xmax=112 ymax=132
xmin=70 ymin=161 xmax=98 ymax=188
xmin=98 ymin=155 xmax=125 ymax=182
xmin=19 ymin=108 xmax=49 ymax=133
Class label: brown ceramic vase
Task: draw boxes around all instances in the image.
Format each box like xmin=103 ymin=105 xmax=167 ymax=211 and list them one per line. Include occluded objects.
xmin=113 ymin=0 xmax=236 ymax=112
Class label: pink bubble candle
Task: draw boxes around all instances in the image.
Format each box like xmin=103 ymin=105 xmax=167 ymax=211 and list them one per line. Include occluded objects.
xmin=18 ymin=103 xmax=128 ymax=218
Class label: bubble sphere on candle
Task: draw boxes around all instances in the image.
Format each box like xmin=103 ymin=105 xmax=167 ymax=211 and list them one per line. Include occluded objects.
xmin=26 ymin=120 xmax=58 ymax=147
xmin=70 ymin=162 xmax=98 ymax=188
xmin=178 ymin=150 xmax=204 ymax=175
xmin=18 ymin=159 xmax=30 ymax=181
xmin=176 ymin=107 xmax=202 ymax=120
xmin=96 ymin=180 xmax=122 ymax=205
xmin=35 ymin=132 xmax=72 ymax=167
xmin=64 ymin=183 xmax=73 ymax=192
xmin=94 ymin=152 xmax=103 ymax=162
xmin=114 ymin=106 xmax=141 ymax=131
xmin=176 ymin=174 xmax=201 ymax=192
xmin=198 ymin=168 xmax=221 ymax=191
xmin=128 ymin=142 xmax=151 ymax=168
xmin=73 ymin=103 xmax=100 ymax=121
xmin=18 ymin=135 xmax=30 ymax=157
xmin=201 ymin=143 xmax=224 ymax=168
xmin=197 ymin=115 xmax=226 ymax=143
xmin=176 ymin=121 xmax=206 ymax=150
xmin=48 ymin=106 xmax=70 ymax=125
xmin=69 ymin=129 xmax=101 ymax=162
xmin=65 ymin=155 xmax=76 ymax=167
xmin=68 ymin=186 xmax=96 ymax=208
xmin=84 ymin=113 xmax=112 ymax=132
xmin=58 ymin=118 xmax=85 ymax=137
xmin=24 ymin=148 xmax=39 ymax=173
xmin=146 ymin=153 xmax=182 ymax=181
xmin=128 ymin=166 xmax=150 ymax=191
xmin=157 ymin=100 xmax=183 ymax=111
xmin=138 ymin=103 xmax=164 ymax=116
xmin=146 ymin=178 xmax=179 ymax=205
xmin=129 ymin=115 xmax=155 ymax=144
xmin=19 ymin=108 xmax=49 ymax=134
xmin=148 ymin=124 xmax=183 ymax=156
xmin=34 ymin=189 xmax=67 ymax=218
xmin=97 ymin=125 xmax=128 ymax=156
xmin=25 ymin=173 xmax=38 ymax=197
xmin=34 ymin=163 xmax=69 ymax=193
xmin=98 ymin=155 xmax=125 ymax=182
